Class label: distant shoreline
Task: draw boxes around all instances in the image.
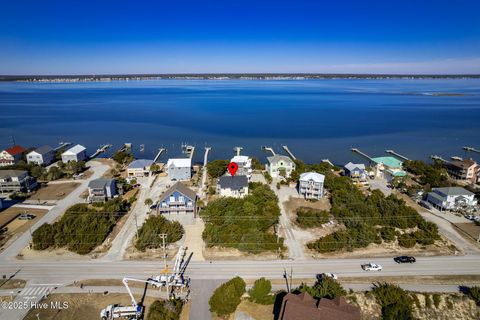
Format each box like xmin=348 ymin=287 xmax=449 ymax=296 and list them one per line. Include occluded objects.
xmin=1 ymin=73 xmax=480 ymax=82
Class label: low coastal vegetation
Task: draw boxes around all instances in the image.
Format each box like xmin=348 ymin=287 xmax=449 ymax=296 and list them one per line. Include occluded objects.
xmin=301 ymin=164 xmax=440 ymax=253
xmin=372 ymin=282 xmax=414 ymax=319
xmin=201 ymin=182 xmax=283 ymax=253
xmin=206 ymin=159 xmax=229 ymax=178
xmin=135 ymin=215 xmax=184 ymax=251
xmin=403 ymin=160 xmax=451 ymax=189
xmin=295 ymin=208 xmax=330 ymax=228
xmin=32 ymin=199 xmax=129 ymax=254
xmin=296 ymin=277 xmax=347 ymax=299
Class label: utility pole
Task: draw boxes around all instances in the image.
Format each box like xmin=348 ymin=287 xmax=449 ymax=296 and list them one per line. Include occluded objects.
xmin=283 ymin=268 xmax=290 ymax=293
xmin=289 ymin=267 xmax=293 ymax=293
xmin=160 ymin=233 xmax=168 ymax=269
xmin=134 ymin=210 xmax=139 ymax=239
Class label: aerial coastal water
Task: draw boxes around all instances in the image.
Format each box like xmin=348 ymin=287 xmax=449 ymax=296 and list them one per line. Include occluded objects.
xmin=0 ymin=79 xmax=479 ymax=165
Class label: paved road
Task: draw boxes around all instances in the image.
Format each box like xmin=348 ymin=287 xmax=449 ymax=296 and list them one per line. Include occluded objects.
xmin=0 ymin=161 xmax=109 ymax=260
xmin=1 ymin=255 xmax=479 ymax=284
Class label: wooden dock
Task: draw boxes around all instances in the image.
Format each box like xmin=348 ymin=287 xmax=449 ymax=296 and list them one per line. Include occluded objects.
xmin=54 ymin=142 xmax=71 ymax=151
xmin=262 ymin=146 xmax=276 ymax=156
xmin=431 ymin=155 xmax=448 ymax=163
xmin=233 ymin=147 xmax=243 ymax=156
xmin=351 ymin=148 xmax=373 ymax=161
xmin=90 ymin=144 xmax=112 ymax=158
xmin=385 ymin=149 xmax=409 ymax=161
xmin=282 ymin=145 xmax=297 ymax=160
xmin=463 ymin=146 xmax=480 ymax=154
xmin=153 ymin=148 xmax=166 ymax=163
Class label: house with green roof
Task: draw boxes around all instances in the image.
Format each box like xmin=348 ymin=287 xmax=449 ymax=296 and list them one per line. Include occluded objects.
xmin=371 ymin=156 xmax=407 ymax=182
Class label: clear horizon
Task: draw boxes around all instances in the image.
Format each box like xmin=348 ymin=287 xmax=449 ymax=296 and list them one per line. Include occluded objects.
xmin=1 ymin=1 xmax=480 ymax=75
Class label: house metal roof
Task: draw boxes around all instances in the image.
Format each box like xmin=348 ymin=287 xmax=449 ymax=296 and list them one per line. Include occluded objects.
xmin=128 ymin=159 xmax=154 ymax=169
xmin=344 ymin=162 xmax=366 ymax=171
xmin=88 ymin=178 xmax=115 ymax=189
xmin=267 ymin=155 xmax=294 ymax=165
xmin=434 ymin=187 xmax=474 ymax=197
xmin=300 ymin=172 xmax=325 ymax=183
xmin=4 ymin=145 xmax=26 ymax=156
xmin=166 ymin=158 xmax=191 ymax=168
xmin=63 ymin=144 xmax=86 ymax=155
xmin=158 ymin=182 xmax=197 ymax=202
xmin=29 ymin=145 xmax=53 ymax=156
xmin=218 ymin=175 xmax=248 ymax=190
xmin=372 ymin=156 xmax=403 ymax=168
xmin=0 ymin=170 xmax=27 ymax=179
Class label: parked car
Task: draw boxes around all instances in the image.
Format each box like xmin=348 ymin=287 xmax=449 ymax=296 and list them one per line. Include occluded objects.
xmin=316 ymin=272 xmax=338 ymax=280
xmin=394 ymin=256 xmax=416 ymax=263
xmin=361 ymin=263 xmax=382 ymax=271
xmin=18 ymin=213 xmax=35 ymax=220
xmin=465 ymin=214 xmax=476 ymax=221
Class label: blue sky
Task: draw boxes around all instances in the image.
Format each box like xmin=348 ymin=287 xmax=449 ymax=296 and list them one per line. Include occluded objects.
xmin=1 ymin=0 xmax=480 ymax=74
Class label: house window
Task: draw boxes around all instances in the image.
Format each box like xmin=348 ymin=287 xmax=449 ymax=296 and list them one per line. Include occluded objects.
xmin=169 ymin=196 xmax=175 ymax=202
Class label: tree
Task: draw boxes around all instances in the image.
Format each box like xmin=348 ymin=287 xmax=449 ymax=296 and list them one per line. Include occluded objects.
xmin=206 ymin=159 xmax=229 ymax=178
xmin=146 ymin=299 xmax=183 ymax=320
xmin=249 ymin=278 xmax=274 ymax=304
xmin=209 ymin=277 xmax=246 ymax=317
xmin=113 ymin=151 xmax=134 ymax=165
xmin=135 ymin=215 xmax=184 ymax=251
xmin=30 ymin=165 xmax=46 ymax=180
xmin=150 ymin=164 xmax=160 ymax=173
xmin=145 ymin=198 xmax=153 ymax=206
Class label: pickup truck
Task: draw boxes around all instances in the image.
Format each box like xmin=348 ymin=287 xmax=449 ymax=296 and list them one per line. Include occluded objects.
xmin=316 ymin=273 xmax=338 ymax=280
xmin=361 ymin=263 xmax=382 ymax=271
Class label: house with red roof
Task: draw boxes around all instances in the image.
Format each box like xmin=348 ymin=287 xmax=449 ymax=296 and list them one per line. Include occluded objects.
xmin=0 ymin=145 xmax=27 ymax=167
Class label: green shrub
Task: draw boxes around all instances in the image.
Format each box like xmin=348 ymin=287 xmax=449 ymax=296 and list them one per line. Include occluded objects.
xmin=32 ymin=199 xmax=128 ymax=254
xmin=209 ymin=277 xmax=246 ymax=317
xmin=296 ymin=208 xmax=329 ymax=228
xmin=398 ymin=232 xmax=416 ymax=248
xmin=249 ymin=278 xmax=275 ymax=305
xmin=207 ymin=160 xmax=229 ymax=178
xmin=263 ymin=171 xmax=272 ymax=184
xmin=411 ymin=293 xmax=421 ymax=309
xmin=32 ymin=223 xmax=55 ymax=250
xmin=146 ymin=299 xmax=182 ymax=320
xmin=467 ymin=286 xmax=480 ymax=306
xmin=380 ymin=226 xmax=396 ymax=242
xmin=135 ymin=215 xmax=184 ymax=251
xmin=432 ymin=294 xmax=441 ymax=308
xmin=297 ymin=277 xmax=346 ymax=300
xmin=372 ymin=283 xmax=414 ymax=319
xmin=424 ymin=294 xmax=432 ymax=308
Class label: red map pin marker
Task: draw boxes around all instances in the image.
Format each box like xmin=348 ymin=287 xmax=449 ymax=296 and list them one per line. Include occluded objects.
xmin=228 ymin=162 xmax=239 ymax=176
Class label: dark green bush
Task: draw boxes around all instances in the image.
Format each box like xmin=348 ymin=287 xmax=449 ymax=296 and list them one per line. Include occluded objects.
xmin=372 ymin=283 xmax=414 ymax=320
xmin=209 ymin=277 xmax=246 ymax=317
xmin=433 ymin=294 xmax=441 ymax=308
xmin=380 ymin=226 xmax=396 ymax=242
xmin=206 ymin=159 xmax=229 ymax=178
xmin=135 ymin=215 xmax=184 ymax=251
xmin=248 ymin=278 xmax=274 ymax=305
xmin=146 ymin=299 xmax=183 ymax=320
xmin=467 ymin=286 xmax=480 ymax=306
